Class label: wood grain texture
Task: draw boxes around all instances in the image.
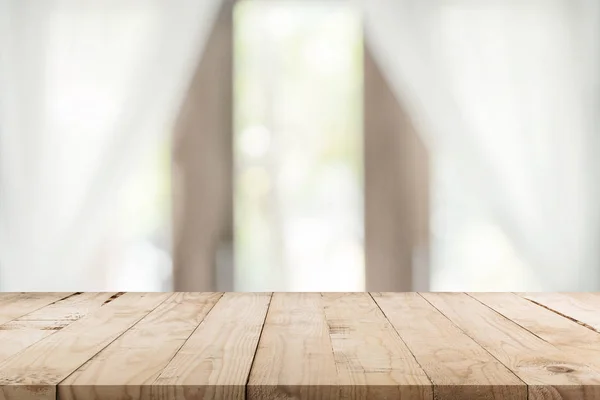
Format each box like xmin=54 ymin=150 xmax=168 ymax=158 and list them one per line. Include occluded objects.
xmin=471 ymin=293 xmax=600 ymax=372
xmin=247 ymin=293 xmax=338 ymax=400
xmin=18 ymin=293 xmax=119 ymax=321
xmin=0 ymin=293 xmax=115 ymax=365
xmin=518 ymin=292 xmax=600 ymax=332
xmin=0 ymin=320 xmax=71 ymax=366
xmin=373 ymin=292 xmax=526 ymax=400
xmin=322 ymin=292 xmax=432 ymax=400
xmin=0 ymin=292 xmax=170 ymax=400
xmin=0 ymin=292 xmax=600 ymax=400
xmin=422 ymin=292 xmax=600 ymax=400
xmin=59 ymin=292 xmax=223 ymax=400
xmin=152 ymin=292 xmax=271 ymax=400
xmin=0 ymin=293 xmax=24 ymax=305
xmin=0 ymin=293 xmax=73 ymax=325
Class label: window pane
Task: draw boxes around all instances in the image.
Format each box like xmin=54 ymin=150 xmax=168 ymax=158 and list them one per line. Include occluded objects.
xmin=234 ymin=1 xmax=364 ymax=291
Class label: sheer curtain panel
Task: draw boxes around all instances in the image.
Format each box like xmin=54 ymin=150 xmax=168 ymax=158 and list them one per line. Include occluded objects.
xmin=0 ymin=0 xmax=222 ymax=290
xmin=362 ymin=0 xmax=600 ymax=290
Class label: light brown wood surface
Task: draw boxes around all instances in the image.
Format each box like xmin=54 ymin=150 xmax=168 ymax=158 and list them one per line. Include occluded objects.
xmin=518 ymin=292 xmax=600 ymax=332
xmin=322 ymin=293 xmax=431 ymax=400
xmin=59 ymin=292 xmax=223 ymax=400
xmin=247 ymin=293 xmax=337 ymax=400
xmin=422 ymin=292 xmax=600 ymax=400
xmin=472 ymin=293 xmax=600 ymax=373
xmin=373 ymin=292 xmax=526 ymax=400
xmin=153 ymin=292 xmax=270 ymax=400
xmin=0 ymin=293 xmax=74 ymax=325
xmin=0 ymin=293 xmax=599 ymax=399
xmin=0 ymin=293 xmax=170 ymax=400
xmin=0 ymin=293 xmax=116 ymax=367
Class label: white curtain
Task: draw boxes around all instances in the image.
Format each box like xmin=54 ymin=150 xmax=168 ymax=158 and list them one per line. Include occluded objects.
xmin=0 ymin=0 xmax=222 ymax=291
xmin=363 ymin=0 xmax=600 ymax=290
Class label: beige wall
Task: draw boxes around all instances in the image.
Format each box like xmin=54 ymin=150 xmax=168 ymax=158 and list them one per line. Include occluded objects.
xmin=172 ymin=1 xmax=234 ymax=291
xmin=364 ymin=45 xmax=430 ymax=291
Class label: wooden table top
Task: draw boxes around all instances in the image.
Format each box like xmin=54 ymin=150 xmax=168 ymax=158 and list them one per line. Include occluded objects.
xmin=0 ymin=292 xmax=599 ymax=400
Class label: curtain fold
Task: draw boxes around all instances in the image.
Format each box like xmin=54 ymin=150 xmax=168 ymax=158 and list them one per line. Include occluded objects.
xmin=362 ymin=0 xmax=600 ymax=290
xmin=0 ymin=0 xmax=222 ymax=290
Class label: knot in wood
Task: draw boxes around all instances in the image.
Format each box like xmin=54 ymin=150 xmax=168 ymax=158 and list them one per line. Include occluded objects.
xmin=546 ymin=365 xmax=575 ymax=373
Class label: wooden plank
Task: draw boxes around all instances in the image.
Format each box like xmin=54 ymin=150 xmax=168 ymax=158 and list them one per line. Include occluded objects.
xmin=0 ymin=320 xmax=70 ymax=331
xmin=247 ymin=293 xmax=338 ymax=400
xmin=0 ymin=320 xmax=71 ymax=364
xmin=0 ymin=293 xmax=115 ymax=365
xmin=471 ymin=292 xmax=600 ymax=370
xmin=18 ymin=292 xmax=119 ymax=321
xmin=0 ymin=292 xmax=170 ymax=400
xmin=372 ymin=292 xmax=525 ymax=399
xmin=518 ymin=292 xmax=600 ymax=332
xmin=421 ymin=292 xmax=600 ymax=400
xmin=152 ymin=292 xmax=271 ymax=400
xmin=0 ymin=293 xmax=73 ymax=325
xmin=59 ymin=292 xmax=222 ymax=400
xmin=322 ymin=293 xmax=432 ymax=400
xmin=0 ymin=294 xmax=23 ymax=304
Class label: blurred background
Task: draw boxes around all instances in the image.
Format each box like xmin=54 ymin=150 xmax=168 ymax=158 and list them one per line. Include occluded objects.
xmin=1 ymin=0 xmax=599 ymax=292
